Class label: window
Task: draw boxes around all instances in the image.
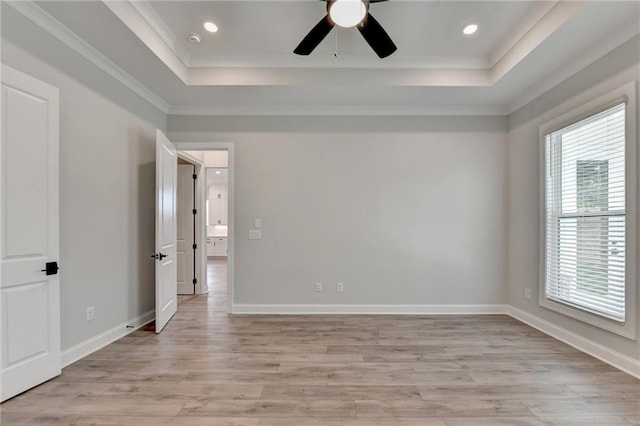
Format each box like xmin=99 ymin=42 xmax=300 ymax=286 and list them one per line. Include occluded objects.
xmin=541 ymin=83 xmax=637 ymax=338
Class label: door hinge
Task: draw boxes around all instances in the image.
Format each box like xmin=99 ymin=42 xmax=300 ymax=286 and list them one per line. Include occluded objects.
xmin=192 ymin=209 xmax=197 ymax=215
xmin=192 ymin=278 xmax=197 ymax=284
xmin=192 ymin=173 xmax=197 ymax=180
xmin=192 ymin=243 xmax=197 ymax=250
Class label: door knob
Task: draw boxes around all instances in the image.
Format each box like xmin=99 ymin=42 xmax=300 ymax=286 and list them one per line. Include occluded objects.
xmin=41 ymin=261 xmax=59 ymax=276
xmin=150 ymin=253 xmax=169 ymax=260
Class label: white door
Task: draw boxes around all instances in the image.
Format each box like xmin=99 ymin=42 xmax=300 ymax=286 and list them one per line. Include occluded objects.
xmin=177 ymin=164 xmax=195 ymax=295
xmin=154 ymin=130 xmax=177 ymax=333
xmin=0 ymin=65 xmax=60 ymax=401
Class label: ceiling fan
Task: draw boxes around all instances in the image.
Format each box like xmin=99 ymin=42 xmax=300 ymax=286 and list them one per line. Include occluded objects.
xmin=294 ymin=0 xmax=397 ymax=59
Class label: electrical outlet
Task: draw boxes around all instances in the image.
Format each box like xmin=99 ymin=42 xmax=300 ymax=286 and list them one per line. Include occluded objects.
xmin=86 ymin=306 xmax=95 ymax=321
xmin=315 ymin=282 xmax=323 ymax=292
xmin=336 ymin=282 xmax=344 ymax=293
xmin=524 ymin=288 xmax=531 ymax=299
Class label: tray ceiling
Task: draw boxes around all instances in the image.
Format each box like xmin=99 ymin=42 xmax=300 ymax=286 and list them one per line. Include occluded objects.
xmin=5 ymin=1 xmax=638 ymax=115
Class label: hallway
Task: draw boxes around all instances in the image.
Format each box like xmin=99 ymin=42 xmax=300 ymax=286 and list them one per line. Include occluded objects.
xmin=207 ymin=259 xmax=228 ymax=308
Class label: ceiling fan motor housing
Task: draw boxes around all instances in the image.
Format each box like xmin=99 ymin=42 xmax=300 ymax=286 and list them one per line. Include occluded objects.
xmin=294 ymin=0 xmax=396 ymax=58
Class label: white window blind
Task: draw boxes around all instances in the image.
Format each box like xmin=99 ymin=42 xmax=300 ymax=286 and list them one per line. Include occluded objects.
xmin=544 ymin=102 xmax=626 ymax=323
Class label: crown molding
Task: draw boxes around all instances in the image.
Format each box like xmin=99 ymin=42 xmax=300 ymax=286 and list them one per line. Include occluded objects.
xmin=187 ymin=66 xmax=492 ymax=87
xmin=507 ymin=26 xmax=640 ymax=115
xmin=6 ymin=1 xmax=170 ymax=113
xmin=488 ymin=1 xmax=558 ymax=68
xmin=167 ymin=104 xmax=509 ymax=117
xmin=491 ymin=1 xmax=583 ymax=83
xmin=101 ymin=1 xmax=189 ymax=84
xmin=127 ymin=0 xmax=193 ymax=66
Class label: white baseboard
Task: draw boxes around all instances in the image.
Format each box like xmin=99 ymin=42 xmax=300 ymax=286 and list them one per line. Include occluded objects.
xmin=232 ymin=304 xmax=508 ymax=315
xmin=61 ymin=310 xmax=155 ymax=368
xmin=507 ymin=306 xmax=640 ymax=379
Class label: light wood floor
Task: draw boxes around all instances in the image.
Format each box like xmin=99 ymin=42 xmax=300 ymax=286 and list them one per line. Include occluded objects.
xmin=2 ymin=260 xmax=639 ymax=425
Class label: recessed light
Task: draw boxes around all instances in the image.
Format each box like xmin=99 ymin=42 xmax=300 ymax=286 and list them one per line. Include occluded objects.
xmin=463 ymin=23 xmax=478 ymax=36
xmin=215 ymin=170 xmax=221 ymax=175
xmin=204 ymin=21 xmax=218 ymax=33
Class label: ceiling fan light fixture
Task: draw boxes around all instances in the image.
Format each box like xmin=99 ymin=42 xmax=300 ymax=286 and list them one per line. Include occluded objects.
xmin=329 ymin=0 xmax=367 ymax=28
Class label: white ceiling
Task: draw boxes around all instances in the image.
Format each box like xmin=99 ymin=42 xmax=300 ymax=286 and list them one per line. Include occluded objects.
xmin=17 ymin=1 xmax=640 ymax=115
xmin=147 ymin=1 xmax=548 ymax=68
xmin=207 ymin=168 xmax=228 ymax=185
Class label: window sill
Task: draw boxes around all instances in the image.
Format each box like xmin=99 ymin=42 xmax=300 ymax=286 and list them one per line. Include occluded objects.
xmin=539 ymin=296 xmax=636 ymax=340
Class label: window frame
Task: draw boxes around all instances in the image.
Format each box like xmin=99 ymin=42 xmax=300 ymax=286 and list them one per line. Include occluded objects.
xmin=539 ymin=81 xmax=638 ymax=340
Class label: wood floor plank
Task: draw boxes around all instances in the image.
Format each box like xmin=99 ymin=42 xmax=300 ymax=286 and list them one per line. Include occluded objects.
xmin=0 ymin=415 xmax=260 ymax=426
xmin=567 ymin=383 xmax=640 ymax=399
xmin=443 ymin=417 xmax=549 ymax=426
xmin=535 ymin=417 xmax=636 ymax=426
xmin=1 ymin=259 xmax=637 ymax=425
xmin=626 ymin=415 xmax=640 ymax=424
xmin=418 ymin=384 xmax=580 ymax=401
xmin=260 ymin=385 xmax=423 ymax=400
xmin=2 ymin=395 xmax=188 ymax=416
xmin=23 ymin=382 xmax=264 ymax=400
xmin=522 ymin=399 xmax=640 ymax=416
xmin=445 ymin=417 xmax=636 ymax=426
xmin=179 ymin=400 xmax=356 ymax=418
xmin=354 ymin=399 xmax=532 ymax=417
xmin=258 ymin=418 xmax=446 ymax=426
xmin=468 ymin=370 xmax=639 ymax=386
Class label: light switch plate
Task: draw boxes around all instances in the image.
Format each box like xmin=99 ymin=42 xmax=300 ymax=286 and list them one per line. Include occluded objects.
xmin=255 ymin=218 xmax=262 ymax=228
xmin=249 ymin=229 xmax=262 ymax=240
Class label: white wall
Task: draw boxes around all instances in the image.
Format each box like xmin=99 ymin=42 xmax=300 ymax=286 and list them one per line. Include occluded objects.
xmin=168 ymin=116 xmax=508 ymax=308
xmin=2 ymin=6 xmax=165 ymax=351
xmin=204 ymin=151 xmax=228 ymax=168
xmin=182 ymin=151 xmax=228 ymax=168
xmin=507 ymin=36 xmax=640 ymax=360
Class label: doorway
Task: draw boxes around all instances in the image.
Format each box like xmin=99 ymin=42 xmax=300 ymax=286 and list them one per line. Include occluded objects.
xmin=174 ymin=143 xmax=234 ymax=313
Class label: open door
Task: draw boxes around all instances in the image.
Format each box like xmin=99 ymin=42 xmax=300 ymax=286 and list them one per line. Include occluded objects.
xmin=1 ymin=65 xmax=61 ymax=401
xmin=177 ymin=163 xmax=196 ymax=295
xmin=154 ymin=130 xmax=178 ymax=333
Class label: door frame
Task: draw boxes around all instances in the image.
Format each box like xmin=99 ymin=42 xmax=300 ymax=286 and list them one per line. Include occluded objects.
xmin=173 ymin=142 xmax=235 ymax=314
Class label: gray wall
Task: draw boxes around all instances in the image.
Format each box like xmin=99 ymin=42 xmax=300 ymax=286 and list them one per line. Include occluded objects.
xmin=2 ymin=6 xmax=165 ymax=351
xmin=507 ymin=36 xmax=640 ymax=360
xmin=168 ymin=116 xmax=508 ymax=306
xmin=3 ymin=1 xmax=637 ymax=365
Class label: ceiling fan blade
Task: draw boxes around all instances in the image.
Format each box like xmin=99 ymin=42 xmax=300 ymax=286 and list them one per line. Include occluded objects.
xmin=294 ymin=15 xmax=335 ymax=55
xmin=357 ymin=13 xmax=397 ymax=58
